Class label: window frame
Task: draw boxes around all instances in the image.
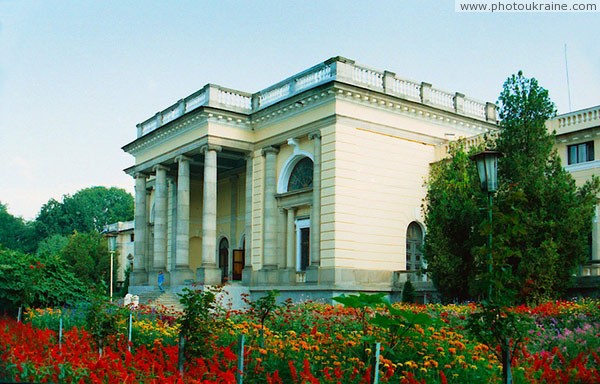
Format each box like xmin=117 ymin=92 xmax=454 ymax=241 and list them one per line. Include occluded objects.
xmin=568 ymin=141 xmax=594 ymax=165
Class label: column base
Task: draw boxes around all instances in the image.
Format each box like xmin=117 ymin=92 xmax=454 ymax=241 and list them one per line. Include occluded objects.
xmin=171 ymin=268 xmax=195 ymax=286
xmin=241 ymin=267 xmax=254 ymax=285
xmin=279 ymin=268 xmax=297 ymax=285
xmin=255 ymin=268 xmax=280 ymax=285
xmin=196 ymin=266 xmax=222 ymax=285
xmin=306 ymin=265 xmax=320 ymax=284
xmin=130 ymin=270 xmax=149 ymax=286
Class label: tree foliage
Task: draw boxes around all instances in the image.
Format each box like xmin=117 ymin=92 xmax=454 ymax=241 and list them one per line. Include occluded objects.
xmin=493 ymin=72 xmax=599 ymax=303
xmin=60 ymin=231 xmax=115 ymax=288
xmin=35 ymin=186 xmax=133 ymax=239
xmin=423 ymin=141 xmax=485 ymax=302
xmin=424 ymin=71 xmax=600 ymax=304
xmin=0 ymin=247 xmax=86 ymax=314
xmin=0 ymin=203 xmax=37 ymax=253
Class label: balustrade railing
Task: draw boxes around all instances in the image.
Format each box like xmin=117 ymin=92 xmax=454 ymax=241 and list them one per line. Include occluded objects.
xmin=389 ymin=78 xmax=421 ymax=101
xmin=352 ymin=65 xmax=384 ymax=89
xmin=296 ymin=272 xmax=306 ymax=283
xmin=557 ymin=106 xmax=600 ymax=128
xmin=430 ymin=88 xmax=455 ymax=110
xmin=136 ymin=57 xmax=494 ymax=137
xmin=463 ymin=97 xmax=487 ymax=120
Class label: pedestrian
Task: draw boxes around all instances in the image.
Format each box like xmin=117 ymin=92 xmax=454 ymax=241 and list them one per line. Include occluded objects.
xmin=158 ymin=271 xmax=165 ymax=292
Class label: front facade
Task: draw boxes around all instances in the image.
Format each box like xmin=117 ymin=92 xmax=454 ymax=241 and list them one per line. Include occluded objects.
xmin=548 ymin=106 xmax=600 ymax=293
xmin=123 ymin=57 xmax=497 ymax=300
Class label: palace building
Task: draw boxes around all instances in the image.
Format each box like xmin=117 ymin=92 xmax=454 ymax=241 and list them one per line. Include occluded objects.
xmin=548 ymin=106 xmax=600 ymax=295
xmin=122 ymin=57 xmax=497 ymax=301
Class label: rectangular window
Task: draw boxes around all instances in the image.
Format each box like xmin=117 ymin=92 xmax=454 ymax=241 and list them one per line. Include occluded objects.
xmin=568 ymin=141 xmax=594 ymax=165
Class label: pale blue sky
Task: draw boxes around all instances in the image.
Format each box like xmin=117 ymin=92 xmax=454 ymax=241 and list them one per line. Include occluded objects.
xmin=1 ymin=0 xmax=598 ymax=219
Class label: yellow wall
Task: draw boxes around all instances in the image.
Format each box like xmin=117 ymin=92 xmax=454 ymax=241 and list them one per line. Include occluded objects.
xmin=331 ymin=121 xmax=434 ymax=271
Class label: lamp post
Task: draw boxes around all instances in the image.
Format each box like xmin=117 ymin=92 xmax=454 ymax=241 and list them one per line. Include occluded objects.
xmin=107 ymin=234 xmax=117 ymax=301
xmin=471 ymin=149 xmax=511 ymax=384
xmin=470 ymin=150 xmax=502 ymax=299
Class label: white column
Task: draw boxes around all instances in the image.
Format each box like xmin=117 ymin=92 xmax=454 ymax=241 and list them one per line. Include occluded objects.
xmin=175 ymin=156 xmax=191 ymax=268
xmin=286 ymin=207 xmax=296 ymax=270
xmin=243 ymin=154 xmax=253 ymax=285
xmin=309 ymin=131 xmax=321 ymax=267
xmin=201 ymin=145 xmax=221 ymax=267
xmin=153 ymin=165 xmax=168 ymax=270
xmin=262 ymin=146 xmax=279 ymax=269
xmin=230 ymin=175 xmax=238 ymax=249
xmin=133 ymin=173 xmax=148 ymax=280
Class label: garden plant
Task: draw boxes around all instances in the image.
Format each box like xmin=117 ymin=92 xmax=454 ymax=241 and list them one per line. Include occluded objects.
xmin=1 ymin=291 xmax=599 ymax=383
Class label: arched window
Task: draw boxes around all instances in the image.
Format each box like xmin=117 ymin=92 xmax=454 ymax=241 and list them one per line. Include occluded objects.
xmin=406 ymin=222 xmax=424 ymax=273
xmin=287 ymin=157 xmax=314 ymax=192
xmin=219 ymin=238 xmax=229 ymax=283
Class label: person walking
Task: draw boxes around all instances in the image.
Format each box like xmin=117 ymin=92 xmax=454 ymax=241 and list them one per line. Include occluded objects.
xmin=157 ymin=271 xmax=165 ymax=292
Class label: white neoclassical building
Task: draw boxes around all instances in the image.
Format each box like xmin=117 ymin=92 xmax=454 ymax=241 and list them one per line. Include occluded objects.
xmin=123 ymin=57 xmax=497 ymax=301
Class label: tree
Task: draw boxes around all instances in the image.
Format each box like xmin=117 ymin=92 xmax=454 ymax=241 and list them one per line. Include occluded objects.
xmin=493 ymin=72 xmax=599 ymax=303
xmin=0 ymin=247 xmax=87 ymax=314
xmin=0 ymin=203 xmax=37 ymax=254
xmin=60 ymin=231 xmax=115 ymax=289
xmin=35 ymin=186 xmax=134 ymax=239
xmin=423 ymin=140 xmax=485 ymax=302
xmin=423 ymin=71 xmax=599 ymax=304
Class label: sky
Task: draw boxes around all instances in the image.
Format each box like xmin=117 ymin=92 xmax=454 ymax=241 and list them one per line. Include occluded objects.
xmin=1 ymin=0 xmax=599 ymax=220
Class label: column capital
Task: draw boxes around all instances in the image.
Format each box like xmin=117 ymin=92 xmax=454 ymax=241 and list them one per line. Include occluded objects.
xmin=200 ymin=144 xmax=222 ymax=154
xmin=153 ymin=164 xmax=169 ymax=173
xmin=134 ymin=171 xmax=148 ymax=179
xmin=174 ymin=155 xmax=192 ymax=163
xmin=262 ymin=146 xmax=280 ymax=156
xmin=308 ymin=131 xmax=321 ymax=140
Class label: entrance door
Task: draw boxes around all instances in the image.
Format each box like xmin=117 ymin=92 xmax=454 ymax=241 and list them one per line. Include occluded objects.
xmin=232 ymin=250 xmax=244 ymax=280
xmin=219 ymin=238 xmax=229 ymax=283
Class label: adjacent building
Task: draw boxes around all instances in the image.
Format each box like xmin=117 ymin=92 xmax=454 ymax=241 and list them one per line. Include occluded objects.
xmin=122 ymin=56 xmax=497 ymax=301
xmin=547 ymin=106 xmax=600 ymax=294
xmin=103 ymin=220 xmax=135 ymax=288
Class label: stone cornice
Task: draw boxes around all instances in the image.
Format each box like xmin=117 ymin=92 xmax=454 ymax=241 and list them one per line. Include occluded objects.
xmin=332 ymin=82 xmax=497 ymax=137
xmin=124 ymin=79 xmax=495 ymax=159
xmin=123 ymin=107 xmax=251 ymax=156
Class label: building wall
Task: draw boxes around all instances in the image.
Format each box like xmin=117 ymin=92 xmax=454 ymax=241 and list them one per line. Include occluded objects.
xmin=549 ymin=106 xmax=600 ymax=278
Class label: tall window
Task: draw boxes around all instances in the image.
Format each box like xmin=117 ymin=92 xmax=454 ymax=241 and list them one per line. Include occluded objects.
xmin=287 ymin=157 xmax=314 ymax=191
xmin=406 ymin=222 xmax=423 ymax=272
xmin=568 ymin=141 xmax=594 ymax=165
xmin=296 ymin=218 xmax=310 ymax=271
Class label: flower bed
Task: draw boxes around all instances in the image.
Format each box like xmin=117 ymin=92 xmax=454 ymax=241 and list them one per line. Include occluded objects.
xmin=1 ymin=299 xmax=599 ymax=383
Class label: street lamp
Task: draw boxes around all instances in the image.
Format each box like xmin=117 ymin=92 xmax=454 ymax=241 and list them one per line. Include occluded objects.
xmin=107 ymin=234 xmax=117 ymax=301
xmin=471 ymin=149 xmax=512 ymax=384
xmin=470 ymin=150 xmax=503 ymax=298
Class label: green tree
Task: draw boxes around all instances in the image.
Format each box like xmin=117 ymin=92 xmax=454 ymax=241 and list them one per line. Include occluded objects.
xmin=35 ymin=186 xmax=133 ymax=238
xmin=0 ymin=203 xmax=37 ymax=253
xmin=493 ymin=71 xmax=599 ymax=303
xmin=423 ymin=140 xmax=485 ymax=302
xmin=0 ymin=247 xmax=86 ymax=314
xmin=60 ymin=231 xmax=115 ymax=289
xmin=36 ymin=234 xmax=69 ymax=257
xmin=423 ymin=71 xmax=599 ymax=304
